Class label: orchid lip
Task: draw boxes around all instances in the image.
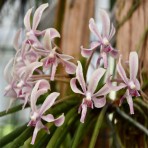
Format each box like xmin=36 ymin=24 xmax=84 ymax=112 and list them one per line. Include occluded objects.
xmin=84 ymin=99 xmax=93 ymax=108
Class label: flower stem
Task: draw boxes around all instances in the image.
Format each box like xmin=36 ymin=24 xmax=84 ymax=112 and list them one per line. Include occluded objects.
xmin=116 ymin=107 xmax=148 ymax=136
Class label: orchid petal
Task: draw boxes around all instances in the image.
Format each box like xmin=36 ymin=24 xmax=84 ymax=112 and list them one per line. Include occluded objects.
xmin=20 ymin=62 xmax=43 ymax=81
xmin=81 ymin=41 xmax=99 ymax=58
xmin=93 ymin=96 xmax=106 ymax=108
xmin=106 ymin=76 xmax=127 ymax=92
xmin=24 ymin=8 xmax=33 ymax=31
xmin=13 ymin=29 xmax=21 ymax=51
xmin=110 ymin=48 xmax=118 ymax=58
xmin=32 ymin=3 xmax=48 ymax=30
xmin=70 ymin=78 xmax=84 ymax=94
xmin=63 ymin=60 xmax=76 ymax=74
xmin=43 ymin=29 xmax=52 ymax=50
xmin=49 ymin=28 xmax=60 ymax=39
xmin=81 ymin=42 xmax=100 ymax=58
xmin=39 ymin=92 xmax=60 ymax=115
xmin=134 ymin=79 xmax=140 ymax=90
xmin=81 ymin=46 xmax=93 ymax=58
xmin=31 ymin=121 xmax=44 ymax=145
xmin=125 ymin=89 xmax=134 ymax=114
xmin=22 ymin=93 xmax=30 ymax=109
xmin=41 ymin=114 xmax=55 ymax=122
xmin=76 ymin=61 xmax=86 ymax=93
xmin=108 ymin=23 xmax=115 ymax=40
xmin=4 ymin=86 xmax=17 ymax=98
xmin=42 ymin=113 xmax=65 ymax=127
xmin=31 ymin=80 xmax=50 ymax=112
xmin=100 ymin=10 xmax=110 ymax=37
xmin=89 ymin=18 xmax=102 ymax=41
xmin=88 ymin=68 xmax=106 ymax=93
xmin=51 ymin=60 xmax=58 ymax=81
xmin=93 ymin=83 xmax=110 ymax=97
xmin=129 ymin=52 xmax=138 ymax=81
xmin=96 ymin=56 xmax=102 ymax=68
xmin=117 ymin=55 xmax=128 ymax=84
xmin=80 ymin=104 xmax=87 ymax=123
xmin=57 ymin=53 xmax=74 ymax=61
xmin=54 ymin=113 xmax=65 ymax=127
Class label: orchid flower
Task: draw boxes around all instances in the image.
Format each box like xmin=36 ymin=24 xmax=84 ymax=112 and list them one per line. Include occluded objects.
xmin=24 ymin=3 xmax=48 ymax=38
xmin=116 ymin=52 xmax=140 ymax=114
xmin=4 ymin=58 xmax=18 ymax=110
xmin=34 ymin=29 xmax=76 ymax=81
xmin=81 ymin=10 xmax=118 ymax=68
xmin=70 ymin=61 xmax=111 ymax=123
xmin=24 ymin=3 xmax=59 ymax=45
xmin=28 ymin=80 xmax=64 ymax=144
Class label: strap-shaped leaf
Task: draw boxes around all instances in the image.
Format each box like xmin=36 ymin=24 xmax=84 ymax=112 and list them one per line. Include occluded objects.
xmin=89 ymin=106 xmax=108 ymax=148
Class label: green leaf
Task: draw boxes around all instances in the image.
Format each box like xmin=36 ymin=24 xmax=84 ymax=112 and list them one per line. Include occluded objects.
xmin=32 ymin=125 xmax=57 ymax=148
xmin=0 ymin=123 xmax=27 ymax=147
xmin=46 ymin=107 xmax=77 ymax=148
xmin=134 ymin=98 xmax=148 ymax=110
xmin=71 ymin=113 xmax=92 ymax=148
xmin=10 ymin=127 xmax=33 ymax=148
xmin=89 ymin=106 xmax=108 ymax=148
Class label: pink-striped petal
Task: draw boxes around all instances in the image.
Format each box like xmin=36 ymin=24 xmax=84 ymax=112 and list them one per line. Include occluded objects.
xmin=63 ymin=60 xmax=76 ymax=74
xmin=43 ymin=29 xmax=52 ymax=50
xmin=81 ymin=41 xmax=100 ymax=58
xmin=93 ymin=83 xmax=110 ymax=97
xmin=106 ymin=76 xmax=127 ymax=92
xmin=88 ymin=68 xmax=106 ymax=94
xmin=134 ymin=79 xmax=140 ymax=90
xmin=31 ymin=121 xmax=44 ymax=145
xmin=70 ymin=78 xmax=84 ymax=94
xmin=100 ymin=10 xmax=110 ymax=37
xmin=49 ymin=28 xmax=60 ymax=39
xmin=125 ymin=89 xmax=134 ymax=114
xmin=24 ymin=8 xmax=33 ymax=31
xmin=92 ymin=96 xmax=106 ymax=108
xmin=80 ymin=104 xmax=87 ymax=123
xmin=108 ymin=23 xmax=115 ymax=40
xmin=110 ymin=48 xmax=118 ymax=58
xmin=50 ymin=60 xmax=58 ymax=81
xmin=76 ymin=61 xmax=86 ymax=93
xmin=89 ymin=18 xmax=102 ymax=41
xmin=117 ymin=55 xmax=128 ymax=84
xmin=57 ymin=53 xmax=74 ymax=61
xmin=32 ymin=3 xmax=49 ymax=30
xmin=42 ymin=113 xmax=65 ymax=127
xmin=129 ymin=52 xmax=138 ymax=81
xmin=54 ymin=113 xmax=65 ymax=127
xmin=31 ymin=79 xmax=50 ymax=112
xmin=41 ymin=114 xmax=55 ymax=122
xmin=39 ymin=92 xmax=60 ymax=115
xmin=20 ymin=62 xmax=43 ymax=81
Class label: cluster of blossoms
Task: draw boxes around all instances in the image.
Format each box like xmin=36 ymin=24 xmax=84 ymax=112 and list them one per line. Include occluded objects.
xmin=4 ymin=3 xmax=141 ymax=144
